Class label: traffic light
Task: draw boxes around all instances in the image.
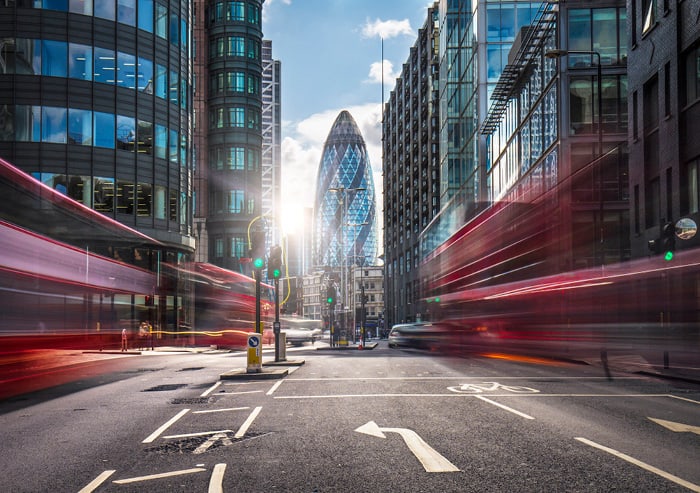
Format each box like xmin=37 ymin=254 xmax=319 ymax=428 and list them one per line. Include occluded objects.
xmin=662 ymin=221 xmax=676 ymax=261
xmin=268 ymin=245 xmax=282 ymax=279
xmin=326 ymin=284 xmax=336 ymax=306
xmin=250 ymin=230 xmax=266 ymax=270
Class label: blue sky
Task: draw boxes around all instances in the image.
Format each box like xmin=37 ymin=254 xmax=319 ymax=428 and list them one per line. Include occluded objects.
xmin=262 ymin=0 xmax=435 ymax=231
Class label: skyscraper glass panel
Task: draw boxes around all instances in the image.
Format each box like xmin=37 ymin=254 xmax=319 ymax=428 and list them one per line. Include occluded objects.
xmin=314 ymin=111 xmax=377 ymax=269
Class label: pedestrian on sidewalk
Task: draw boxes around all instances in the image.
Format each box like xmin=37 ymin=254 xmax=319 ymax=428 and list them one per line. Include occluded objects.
xmin=121 ymin=328 xmax=128 ymax=352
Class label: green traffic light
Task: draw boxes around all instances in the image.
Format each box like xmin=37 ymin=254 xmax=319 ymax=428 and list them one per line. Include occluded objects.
xmin=273 ymin=268 xmax=281 ymax=278
xmin=253 ymin=257 xmax=264 ymax=269
xmin=327 ymin=297 xmax=334 ymax=304
xmin=664 ymin=251 xmax=674 ymax=261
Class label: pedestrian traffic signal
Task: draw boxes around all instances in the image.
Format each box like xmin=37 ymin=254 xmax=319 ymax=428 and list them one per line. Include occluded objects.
xmin=662 ymin=221 xmax=676 ymax=261
xmin=268 ymin=245 xmax=282 ymax=279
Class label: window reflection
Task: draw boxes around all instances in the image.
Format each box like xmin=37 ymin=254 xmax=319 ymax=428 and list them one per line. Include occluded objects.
xmin=68 ymin=108 xmax=92 ymax=145
xmin=15 ymin=105 xmax=41 ymax=142
xmin=169 ymin=129 xmax=178 ymax=163
xmin=138 ymin=57 xmax=153 ymax=93
xmin=155 ymin=3 xmax=167 ymax=39
xmin=94 ymin=0 xmax=115 ymax=20
xmin=155 ymin=123 xmax=167 ymax=158
xmin=137 ymin=119 xmax=153 ymax=154
xmin=155 ymin=64 xmax=167 ymax=98
xmin=117 ymin=0 xmax=136 ymax=26
xmin=116 ymin=115 xmax=136 ymax=151
xmin=42 ymin=106 xmax=67 ymax=143
xmin=69 ymin=0 xmax=92 ymax=15
xmin=154 ymin=185 xmax=166 ymax=219
xmin=138 ymin=0 xmax=153 ymax=32
xmin=69 ymin=43 xmax=92 ymax=80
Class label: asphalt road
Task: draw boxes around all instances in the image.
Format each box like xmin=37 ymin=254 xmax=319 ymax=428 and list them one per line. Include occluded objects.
xmin=0 ymin=343 xmax=699 ymax=492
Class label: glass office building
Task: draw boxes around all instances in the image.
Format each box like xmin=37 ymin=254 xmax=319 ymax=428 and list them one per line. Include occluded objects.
xmin=314 ymin=110 xmax=377 ymax=269
xmin=0 ymin=0 xmax=194 ymax=255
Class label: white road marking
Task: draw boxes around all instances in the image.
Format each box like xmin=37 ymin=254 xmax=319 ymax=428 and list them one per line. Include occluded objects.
xmin=142 ymin=408 xmax=190 ymax=443
xmin=267 ymin=380 xmax=283 ymax=395
xmin=285 ymin=376 xmax=643 ymax=381
xmin=355 ymin=421 xmax=459 ymax=473
xmin=219 ymin=390 xmax=264 ymax=396
xmin=648 ymin=417 xmax=700 ymax=435
xmin=194 ymin=433 xmax=233 ymax=454
xmin=164 ymin=430 xmax=234 ymax=439
xmin=112 ymin=468 xmax=206 ymax=484
xmin=475 ymin=395 xmax=535 ymax=419
xmin=575 ymin=437 xmax=700 ymax=492
xmin=667 ymin=394 xmax=700 ymax=404
xmin=208 ymin=464 xmax=227 ymax=493
xmin=201 ymin=381 xmax=221 ymax=397
xmin=78 ymin=470 xmax=116 ymax=493
xmin=275 ymin=393 xmax=672 ymax=399
xmin=235 ymin=406 xmax=262 ymax=438
xmin=193 ymin=407 xmax=250 ymax=414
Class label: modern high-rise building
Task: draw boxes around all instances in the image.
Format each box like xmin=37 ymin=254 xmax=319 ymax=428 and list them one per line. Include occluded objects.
xmin=261 ymin=39 xmax=282 ymax=246
xmin=192 ymin=0 xmax=265 ymax=274
xmin=313 ymin=110 xmax=377 ymax=271
xmin=383 ymin=2 xmax=441 ymax=325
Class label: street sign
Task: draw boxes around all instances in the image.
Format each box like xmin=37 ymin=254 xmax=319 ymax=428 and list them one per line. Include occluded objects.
xmin=247 ymin=333 xmax=262 ymax=373
xmin=273 ymin=321 xmax=281 ymax=334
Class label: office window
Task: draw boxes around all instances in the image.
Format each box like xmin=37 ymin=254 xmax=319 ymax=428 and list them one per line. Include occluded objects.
xmin=95 ymin=0 xmax=115 ymax=20
xmin=155 ymin=3 xmax=167 ymax=39
xmin=169 ymin=70 xmax=178 ymax=105
xmin=42 ymin=106 xmax=67 ymax=143
xmin=155 ymin=123 xmax=167 ymax=158
xmin=68 ymin=108 xmax=92 ymax=145
xmin=229 ymin=107 xmax=245 ymax=127
xmin=228 ymin=1 xmax=244 ymax=20
xmin=116 ymin=115 xmax=136 ymax=151
xmin=117 ymin=51 xmax=136 ymax=89
xmin=93 ymin=111 xmax=115 ymax=148
xmin=117 ymin=0 xmax=136 ymax=25
xmin=228 ymin=36 xmax=245 ymax=57
xmin=155 ymin=64 xmax=167 ymax=98
xmin=68 ymin=43 xmax=92 ymax=80
xmin=169 ymin=129 xmax=178 ymax=163
xmin=94 ymin=47 xmax=116 ymax=84
xmin=687 ymin=159 xmax=699 ymax=214
xmin=154 ymin=185 xmax=167 ymax=219
xmin=69 ymin=0 xmax=92 ymax=15
xmin=138 ymin=0 xmax=153 ymax=32
xmin=138 ymin=57 xmax=153 ymax=93
xmin=229 ymin=146 xmax=245 ymax=169
xmin=42 ymin=40 xmax=67 ymax=77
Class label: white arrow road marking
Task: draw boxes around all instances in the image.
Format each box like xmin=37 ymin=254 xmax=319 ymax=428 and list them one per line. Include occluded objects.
xmin=649 ymin=417 xmax=700 ymax=435
xmin=575 ymin=437 xmax=700 ymax=492
xmin=194 ymin=433 xmax=234 ymax=454
xmin=355 ymin=421 xmax=460 ymax=473
xmin=112 ymin=467 xmax=206 ymax=484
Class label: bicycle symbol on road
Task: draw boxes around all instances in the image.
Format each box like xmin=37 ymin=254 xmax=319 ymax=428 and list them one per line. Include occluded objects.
xmin=447 ymin=382 xmax=540 ymax=394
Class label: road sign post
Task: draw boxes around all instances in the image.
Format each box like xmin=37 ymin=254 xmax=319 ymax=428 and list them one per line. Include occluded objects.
xmin=246 ymin=333 xmax=262 ymax=373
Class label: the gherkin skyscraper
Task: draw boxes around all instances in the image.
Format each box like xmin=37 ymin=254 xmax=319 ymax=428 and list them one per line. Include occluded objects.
xmin=314 ymin=111 xmax=377 ymax=269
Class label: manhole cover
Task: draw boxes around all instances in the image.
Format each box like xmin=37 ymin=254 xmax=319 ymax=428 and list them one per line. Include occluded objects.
xmin=142 ymin=384 xmax=188 ymax=392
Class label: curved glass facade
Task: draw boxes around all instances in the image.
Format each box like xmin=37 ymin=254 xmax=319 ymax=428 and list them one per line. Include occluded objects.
xmin=314 ymin=111 xmax=377 ymax=268
xmin=0 ymin=1 xmax=193 ymax=250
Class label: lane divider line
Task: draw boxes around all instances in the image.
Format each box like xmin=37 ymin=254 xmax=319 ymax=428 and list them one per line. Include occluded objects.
xmin=112 ymin=468 xmax=206 ymax=484
xmin=267 ymin=380 xmax=283 ymax=395
xmin=142 ymin=408 xmax=190 ymax=443
xmin=574 ymin=437 xmax=700 ymax=492
xmin=201 ymin=381 xmax=221 ymax=397
xmin=78 ymin=470 xmax=116 ymax=493
xmin=235 ymin=406 xmax=262 ymax=439
xmin=193 ymin=407 xmax=250 ymax=414
xmin=475 ymin=395 xmax=535 ymax=419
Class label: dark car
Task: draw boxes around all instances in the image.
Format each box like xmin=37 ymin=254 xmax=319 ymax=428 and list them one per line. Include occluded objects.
xmin=387 ymin=322 xmax=452 ymax=350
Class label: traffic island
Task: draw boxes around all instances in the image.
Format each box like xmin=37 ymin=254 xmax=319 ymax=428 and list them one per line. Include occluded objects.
xmin=219 ymin=367 xmax=290 ymax=380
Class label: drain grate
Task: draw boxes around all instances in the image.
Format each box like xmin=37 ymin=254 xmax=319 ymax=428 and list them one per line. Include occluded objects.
xmin=170 ymin=397 xmax=212 ymax=405
xmin=142 ymin=384 xmax=188 ymax=392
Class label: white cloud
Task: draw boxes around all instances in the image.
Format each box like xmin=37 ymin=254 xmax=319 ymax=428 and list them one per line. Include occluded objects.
xmin=366 ymin=59 xmax=400 ymax=84
xmin=361 ymin=18 xmax=413 ymax=39
xmin=281 ymin=103 xmax=384 ymax=240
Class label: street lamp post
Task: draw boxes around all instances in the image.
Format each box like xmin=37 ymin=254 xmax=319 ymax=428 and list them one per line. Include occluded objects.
xmin=328 ymin=186 xmax=366 ymax=343
xmin=546 ymin=48 xmax=604 ymax=264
